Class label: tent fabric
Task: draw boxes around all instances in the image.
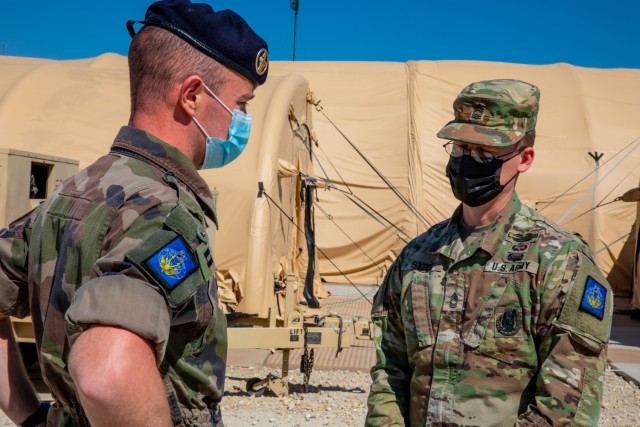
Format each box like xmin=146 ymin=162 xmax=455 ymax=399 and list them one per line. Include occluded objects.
xmin=629 ymin=203 xmax=640 ymax=310
xmin=271 ymin=61 xmax=640 ymax=299
xmin=633 ymin=196 xmax=640 ymax=310
xmin=200 ymin=72 xmax=324 ymax=316
xmin=271 ymin=62 xmax=416 ymax=286
xmin=1 ymin=54 xmax=639 ymax=313
xmin=0 ymin=54 xmax=321 ymax=318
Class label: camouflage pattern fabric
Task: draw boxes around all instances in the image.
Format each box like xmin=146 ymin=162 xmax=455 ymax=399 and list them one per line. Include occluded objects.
xmin=437 ymin=79 xmax=540 ymax=147
xmin=366 ymin=192 xmax=612 ymax=427
xmin=0 ymin=126 xmax=226 ymax=426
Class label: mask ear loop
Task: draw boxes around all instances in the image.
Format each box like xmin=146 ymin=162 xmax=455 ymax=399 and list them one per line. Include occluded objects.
xmin=202 ymin=84 xmax=233 ymax=116
xmin=501 ymin=169 xmax=520 ymax=188
xmin=498 ymin=147 xmax=526 ymax=188
xmin=192 ymin=116 xmax=211 ymax=139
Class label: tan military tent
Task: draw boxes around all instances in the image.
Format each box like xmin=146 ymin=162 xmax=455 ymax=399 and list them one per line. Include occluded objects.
xmin=1 ymin=54 xmax=639 ymax=317
xmin=279 ymin=61 xmax=640 ymax=307
xmin=0 ymin=53 xmax=322 ymax=318
xmin=622 ymin=186 xmax=640 ymax=310
xmin=629 ymin=200 xmax=640 ymax=310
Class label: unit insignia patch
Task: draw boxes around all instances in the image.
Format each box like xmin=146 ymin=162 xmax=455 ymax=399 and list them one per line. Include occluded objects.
xmin=496 ymin=308 xmax=522 ymax=336
xmin=579 ymin=276 xmax=607 ymax=319
xmin=145 ymin=237 xmax=197 ymax=291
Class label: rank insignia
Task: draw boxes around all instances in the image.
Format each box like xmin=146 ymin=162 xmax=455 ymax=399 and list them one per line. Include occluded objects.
xmin=579 ymin=276 xmax=606 ymax=319
xmin=145 ymin=237 xmax=197 ymax=291
xmin=496 ymin=308 xmax=522 ymax=336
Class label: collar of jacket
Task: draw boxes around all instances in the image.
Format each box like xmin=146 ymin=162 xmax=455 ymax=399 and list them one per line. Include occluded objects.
xmin=110 ymin=126 xmax=218 ymax=226
xmin=436 ymin=192 xmax=526 ymax=262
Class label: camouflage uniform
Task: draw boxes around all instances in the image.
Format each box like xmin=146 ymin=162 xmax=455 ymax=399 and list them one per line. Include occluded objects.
xmin=0 ymin=126 xmax=227 ymax=426
xmin=366 ymin=192 xmax=612 ymax=426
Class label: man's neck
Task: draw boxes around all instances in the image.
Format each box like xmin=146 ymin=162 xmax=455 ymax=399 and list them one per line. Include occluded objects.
xmin=129 ymin=112 xmax=198 ymax=165
xmin=461 ymin=188 xmax=515 ymax=227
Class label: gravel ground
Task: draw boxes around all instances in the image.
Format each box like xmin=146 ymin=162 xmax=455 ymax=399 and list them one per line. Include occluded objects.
xmin=1 ymin=367 xmax=639 ymax=426
xmin=221 ymin=367 xmax=640 ymax=426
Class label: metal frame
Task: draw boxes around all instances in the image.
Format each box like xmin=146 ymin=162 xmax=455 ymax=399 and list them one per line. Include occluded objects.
xmin=227 ymin=273 xmax=373 ymax=396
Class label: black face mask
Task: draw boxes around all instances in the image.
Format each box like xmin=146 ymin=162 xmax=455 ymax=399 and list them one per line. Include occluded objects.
xmin=446 ymin=154 xmax=517 ymax=207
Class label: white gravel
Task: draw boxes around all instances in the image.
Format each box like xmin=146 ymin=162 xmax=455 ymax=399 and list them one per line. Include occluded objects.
xmin=221 ymin=367 xmax=640 ymax=427
xmin=1 ymin=367 xmax=638 ymax=426
xmin=222 ymin=367 xmax=369 ymax=427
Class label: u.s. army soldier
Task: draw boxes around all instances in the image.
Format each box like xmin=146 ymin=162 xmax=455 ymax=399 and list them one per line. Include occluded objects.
xmin=0 ymin=1 xmax=269 ymax=426
xmin=366 ymin=79 xmax=612 ymax=426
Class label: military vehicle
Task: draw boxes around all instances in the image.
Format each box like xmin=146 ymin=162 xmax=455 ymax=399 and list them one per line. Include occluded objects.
xmin=3 ymin=149 xmax=79 ymax=345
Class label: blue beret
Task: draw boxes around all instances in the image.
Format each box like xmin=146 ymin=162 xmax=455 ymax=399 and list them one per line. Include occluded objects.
xmin=127 ymin=0 xmax=268 ymax=86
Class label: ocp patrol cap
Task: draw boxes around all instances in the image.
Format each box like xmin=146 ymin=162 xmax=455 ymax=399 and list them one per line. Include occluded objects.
xmin=127 ymin=0 xmax=269 ymax=87
xmin=437 ymin=79 xmax=540 ymax=147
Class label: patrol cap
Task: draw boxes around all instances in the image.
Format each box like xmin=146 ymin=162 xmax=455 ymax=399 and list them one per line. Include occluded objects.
xmin=437 ymin=79 xmax=540 ymax=147
xmin=127 ymin=0 xmax=269 ymax=87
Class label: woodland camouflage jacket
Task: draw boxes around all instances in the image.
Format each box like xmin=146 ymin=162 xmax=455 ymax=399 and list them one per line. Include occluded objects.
xmin=0 ymin=126 xmax=227 ymax=426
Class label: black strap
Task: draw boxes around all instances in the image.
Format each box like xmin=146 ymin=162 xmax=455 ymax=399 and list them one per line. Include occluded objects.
xmin=126 ymin=20 xmax=145 ymax=38
xmin=20 ymin=402 xmax=50 ymax=427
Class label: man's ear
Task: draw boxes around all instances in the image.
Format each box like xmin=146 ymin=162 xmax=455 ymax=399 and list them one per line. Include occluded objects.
xmin=178 ymin=75 xmax=205 ymax=117
xmin=518 ymin=147 xmax=535 ymax=173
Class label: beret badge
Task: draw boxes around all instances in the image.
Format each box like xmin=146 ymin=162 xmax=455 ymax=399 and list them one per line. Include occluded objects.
xmin=256 ymin=48 xmax=269 ymax=76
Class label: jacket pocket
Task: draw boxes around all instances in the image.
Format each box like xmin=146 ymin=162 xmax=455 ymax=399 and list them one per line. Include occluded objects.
xmin=403 ymin=271 xmax=436 ymax=349
xmin=476 ymin=305 xmax=526 ymax=365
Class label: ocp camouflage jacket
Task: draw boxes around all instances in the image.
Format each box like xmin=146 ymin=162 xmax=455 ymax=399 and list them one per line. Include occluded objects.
xmin=366 ymin=192 xmax=612 ymax=427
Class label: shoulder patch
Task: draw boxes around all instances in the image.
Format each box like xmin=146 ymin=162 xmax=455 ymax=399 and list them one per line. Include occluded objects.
xmin=126 ymin=229 xmax=205 ymax=307
xmin=579 ymin=276 xmax=607 ymax=320
xmin=145 ymin=236 xmax=197 ymax=291
xmin=557 ymin=252 xmax=612 ymax=348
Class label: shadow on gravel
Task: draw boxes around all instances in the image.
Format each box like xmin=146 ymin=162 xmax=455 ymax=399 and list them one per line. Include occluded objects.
xmin=225 ymin=376 xmax=367 ymax=397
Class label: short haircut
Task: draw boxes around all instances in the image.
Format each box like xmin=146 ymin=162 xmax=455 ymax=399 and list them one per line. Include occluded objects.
xmin=518 ymin=130 xmax=536 ymax=149
xmin=128 ymin=26 xmax=227 ymax=116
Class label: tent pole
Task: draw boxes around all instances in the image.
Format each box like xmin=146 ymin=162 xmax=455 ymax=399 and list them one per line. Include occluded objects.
xmin=588 ymin=152 xmax=604 ymax=247
xmin=290 ymin=0 xmax=299 ymax=61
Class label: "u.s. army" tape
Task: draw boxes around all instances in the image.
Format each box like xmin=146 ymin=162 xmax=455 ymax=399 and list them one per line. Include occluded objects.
xmin=484 ymin=261 xmax=539 ymax=274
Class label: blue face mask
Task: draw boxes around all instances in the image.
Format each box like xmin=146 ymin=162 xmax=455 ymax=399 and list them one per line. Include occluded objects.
xmin=192 ymin=83 xmax=252 ymax=169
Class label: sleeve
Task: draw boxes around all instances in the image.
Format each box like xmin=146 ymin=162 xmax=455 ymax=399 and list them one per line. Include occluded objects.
xmin=517 ymin=244 xmax=612 ymax=426
xmin=64 ymin=201 xmax=203 ymax=363
xmin=365 ymin=258 xmax=411 ymax=426
xmin=0 ymin=208 xmax=39 ymax=318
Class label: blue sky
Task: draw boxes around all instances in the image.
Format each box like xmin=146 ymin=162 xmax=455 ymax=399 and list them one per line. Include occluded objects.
xmin=1 ymin=1 xmax=639 ymax=68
